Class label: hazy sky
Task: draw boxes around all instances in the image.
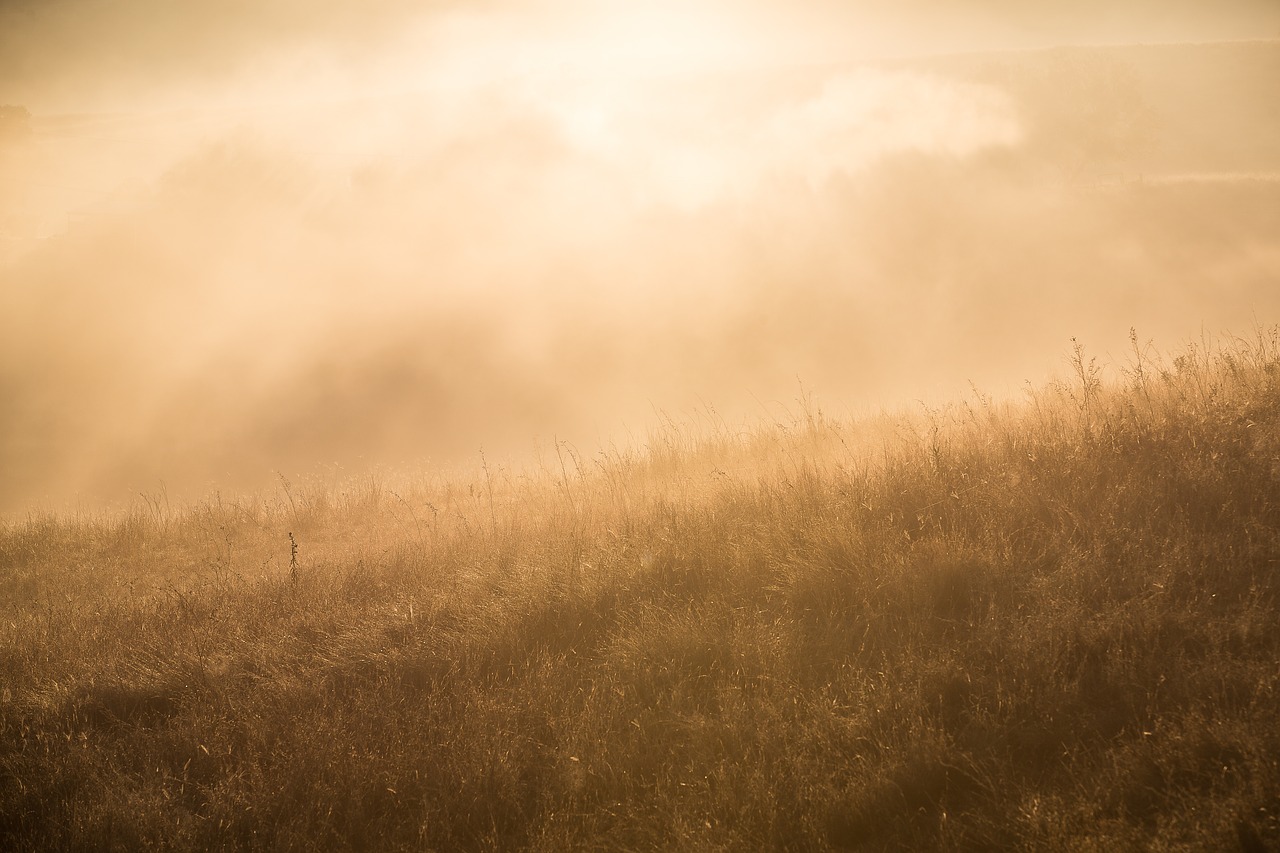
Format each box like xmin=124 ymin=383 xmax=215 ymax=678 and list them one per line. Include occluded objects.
xmin=3 ymin=0 xmax=1279 ymax=111
xmin=2 ymin=2 xmax=1279 ymax=513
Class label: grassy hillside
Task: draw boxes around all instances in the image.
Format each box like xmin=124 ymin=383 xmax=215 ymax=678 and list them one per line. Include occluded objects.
xmin=3 ymin=329 xmax=1280 ymax=851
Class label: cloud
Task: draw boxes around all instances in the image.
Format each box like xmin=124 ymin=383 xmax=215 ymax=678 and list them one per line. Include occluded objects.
xmin=765 ymin=71 xmax=1022 ymax=187
xmin=0 ymin=10 xmax=1277 ymax=515
xmin=540 ymin=68 xmax=1022 ymax=209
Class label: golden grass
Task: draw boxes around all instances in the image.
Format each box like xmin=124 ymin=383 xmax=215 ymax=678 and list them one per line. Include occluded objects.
xmin=2 ymin=328 xmax=1279 ymax=850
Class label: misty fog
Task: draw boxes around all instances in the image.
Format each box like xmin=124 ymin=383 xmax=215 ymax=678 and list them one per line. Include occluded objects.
xmin=2 ymin=2 xmax=1279 ymax=514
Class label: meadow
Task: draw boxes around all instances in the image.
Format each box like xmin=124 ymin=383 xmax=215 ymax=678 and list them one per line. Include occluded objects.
xmin=2 ymin=329 xmax=1279 ymax=851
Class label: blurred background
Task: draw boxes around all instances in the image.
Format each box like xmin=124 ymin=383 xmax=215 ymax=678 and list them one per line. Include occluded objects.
xmin=1 ymin=0 xmax=1278 ymax=513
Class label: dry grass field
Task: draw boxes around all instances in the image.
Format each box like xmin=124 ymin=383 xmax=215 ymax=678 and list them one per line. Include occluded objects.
xmin=4 ymin=4 xmax=1279 ymax=850
xmin=3 ymin=329 xmax=1279 ymax=850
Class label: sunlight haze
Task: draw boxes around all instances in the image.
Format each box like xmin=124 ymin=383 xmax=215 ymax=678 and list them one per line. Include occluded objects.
xmin=2 ymin=0 xmax=1279 ymax=512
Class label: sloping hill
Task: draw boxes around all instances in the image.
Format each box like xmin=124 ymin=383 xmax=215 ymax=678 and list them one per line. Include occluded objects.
xmin=2 ymin=331 xmax=1278 ymax=850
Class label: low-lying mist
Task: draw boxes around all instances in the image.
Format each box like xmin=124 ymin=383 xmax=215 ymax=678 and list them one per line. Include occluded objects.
xmin=2 ymin=37 xmax=1278 ymax=514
